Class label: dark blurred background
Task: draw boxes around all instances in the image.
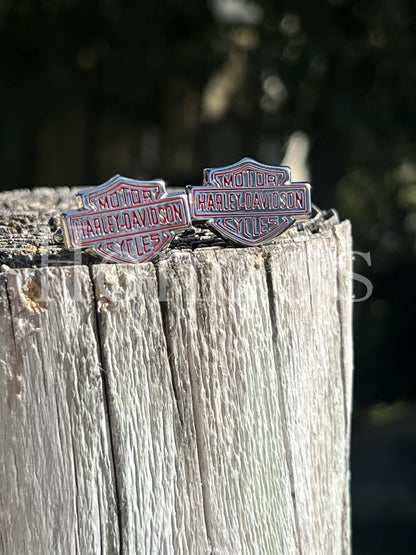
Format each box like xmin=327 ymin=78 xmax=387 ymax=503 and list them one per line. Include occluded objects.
xmin=1 ymin=0 xmax=415 ymax=551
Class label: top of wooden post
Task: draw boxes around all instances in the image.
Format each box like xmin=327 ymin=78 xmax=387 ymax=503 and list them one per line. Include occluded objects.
xmin=0 ymin=186 xmax=340 ymax=268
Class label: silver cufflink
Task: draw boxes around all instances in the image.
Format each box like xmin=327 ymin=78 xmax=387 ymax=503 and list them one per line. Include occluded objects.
xmin=61 ymin=174 xmax=191 ymax=263
xmin=187 ymin=157 xmax=311 ymax=246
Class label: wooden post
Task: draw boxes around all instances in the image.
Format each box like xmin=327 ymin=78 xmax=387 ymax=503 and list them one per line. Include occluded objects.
xmin=0 ymin=188 xmax=353 ymax=554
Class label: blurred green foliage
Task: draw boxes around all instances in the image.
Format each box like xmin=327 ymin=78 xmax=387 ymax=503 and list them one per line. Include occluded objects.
xmin=0 ymin=0 xmax=415 ymax=405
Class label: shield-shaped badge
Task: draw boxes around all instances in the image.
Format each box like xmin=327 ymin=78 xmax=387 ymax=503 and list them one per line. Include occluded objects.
xmin=188 ymin=158 xmax=312 ymax=246
xmin=62 ymin=175 xmax=191 ymax=263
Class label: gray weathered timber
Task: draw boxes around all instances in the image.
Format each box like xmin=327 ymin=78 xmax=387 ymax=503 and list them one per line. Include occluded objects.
xmin=0 ymin=187 xmax=353 ymax=554
xmin=0 ymin=267 xmax=119 ymax=554
xmin=158 ymin=249 xmax=299 ymax=554
xmin=92 ymin=264 xmax=209 ymax=553
xmin=264 ymin=222 xmax=352 ymax=554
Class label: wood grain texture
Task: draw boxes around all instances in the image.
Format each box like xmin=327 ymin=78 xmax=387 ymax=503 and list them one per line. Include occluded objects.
xmin=91 ymin=263 xmax=209 ymax=554
xmin=158 ymin=249 xmax=300 ymax=554
xmin=0 ymin=266 xmax=119 ymax=554
xmin=264 ymin=220 xmax=353 ymax=554
xmin=157 ymin=220 xmax=353 ymax=554
xmin=0 ymin=187 xmax=353 ymax=554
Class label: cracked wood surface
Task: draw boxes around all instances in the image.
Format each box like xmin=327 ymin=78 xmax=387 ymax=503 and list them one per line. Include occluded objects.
xmin=0 ymin=188 xmax=353 ymax=554
xmin=0 ymin=267 xmax=119 ymax=554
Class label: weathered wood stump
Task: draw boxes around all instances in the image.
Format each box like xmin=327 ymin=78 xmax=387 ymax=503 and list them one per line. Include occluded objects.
xmin=0 ymin=188 xmax=353 ymax=554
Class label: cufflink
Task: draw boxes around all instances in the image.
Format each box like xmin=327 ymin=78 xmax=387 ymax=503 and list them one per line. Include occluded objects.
xmin=61 ymin=175 xmax=191 ymax=263
xmin=187 ymin=157 xmax=312 ymax=246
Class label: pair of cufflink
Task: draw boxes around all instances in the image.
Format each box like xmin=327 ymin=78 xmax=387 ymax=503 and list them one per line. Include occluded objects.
xmin=61 ymin=157 xmax=312 ymax=264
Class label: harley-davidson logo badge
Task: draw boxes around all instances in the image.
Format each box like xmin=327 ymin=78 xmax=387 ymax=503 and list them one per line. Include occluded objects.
xmin=61 ymin=175 xmax=191 ymax=263
xmin=188 ymin=158 xmax=312 ymax=245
